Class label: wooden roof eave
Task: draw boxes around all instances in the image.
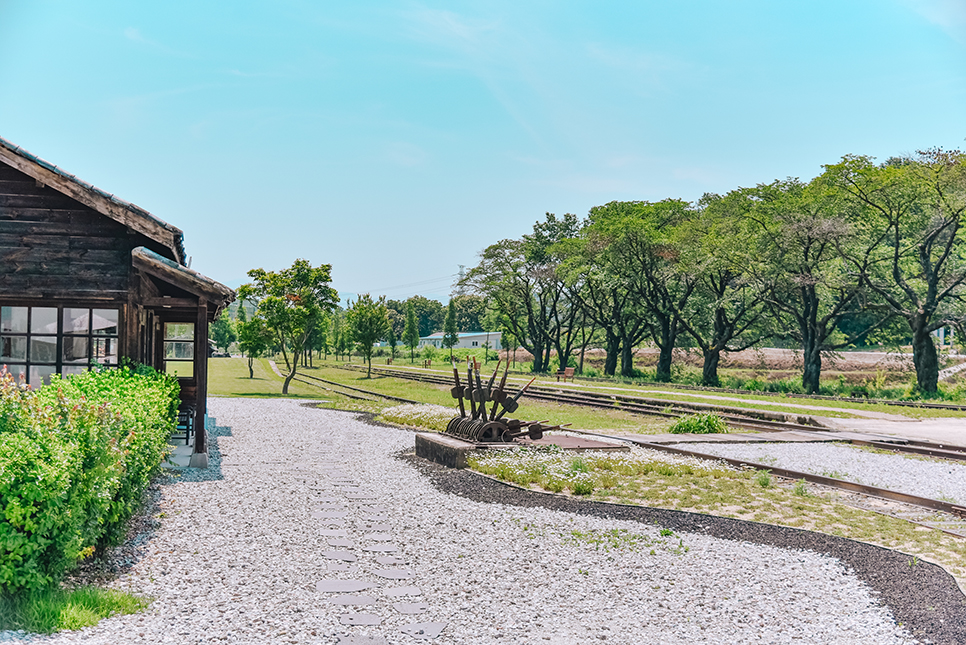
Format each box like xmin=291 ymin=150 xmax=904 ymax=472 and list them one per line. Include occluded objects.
xmin=131 ymin=247 xmax=235 ymax=316
xmin=0 ymin=137 xmax=185 ymax=263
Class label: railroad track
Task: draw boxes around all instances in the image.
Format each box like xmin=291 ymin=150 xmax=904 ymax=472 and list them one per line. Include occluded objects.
xmin=297 ymin=366 xmax=966 ymax=535
xmin=326 ymin=365 xmax=966 ymax=461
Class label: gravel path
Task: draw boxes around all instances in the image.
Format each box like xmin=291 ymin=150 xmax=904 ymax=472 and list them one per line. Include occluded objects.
xmin=2 ymin=399 xmax=938 ymax=644
xmin=690 ymin=441 xmax=966 ymax=505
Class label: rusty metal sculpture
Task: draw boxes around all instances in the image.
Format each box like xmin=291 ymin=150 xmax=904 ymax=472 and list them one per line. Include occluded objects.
xmin=445 ymin=360 xmax=568 ymax=443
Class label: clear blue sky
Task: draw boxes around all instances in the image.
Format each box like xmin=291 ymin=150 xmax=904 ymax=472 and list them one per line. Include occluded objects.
xmin=1 ymin=1 xmax=964 ymax=303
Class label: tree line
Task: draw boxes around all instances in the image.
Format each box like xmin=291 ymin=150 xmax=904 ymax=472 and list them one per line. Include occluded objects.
xmin=461 ymin=149 xmax=966 ymax=394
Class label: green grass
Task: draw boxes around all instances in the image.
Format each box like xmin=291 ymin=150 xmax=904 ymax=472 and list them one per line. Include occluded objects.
xmin=0 ymin=586 xmax=150 ymax=633
xmin=207 ymin=357 xmax=328 ymax=399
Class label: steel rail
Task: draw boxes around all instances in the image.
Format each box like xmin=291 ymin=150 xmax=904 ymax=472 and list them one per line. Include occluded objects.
xmin=295 ymin=371 xmax=420 ymax=404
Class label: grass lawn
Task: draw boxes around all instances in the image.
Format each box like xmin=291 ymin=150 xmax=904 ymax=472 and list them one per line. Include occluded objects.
xmin=208 ymin=357 xmax=326 ymax=399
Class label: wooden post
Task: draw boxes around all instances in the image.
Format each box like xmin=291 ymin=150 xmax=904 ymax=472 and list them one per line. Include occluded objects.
xmin=192 ymin=299 xmax=208 ymax=459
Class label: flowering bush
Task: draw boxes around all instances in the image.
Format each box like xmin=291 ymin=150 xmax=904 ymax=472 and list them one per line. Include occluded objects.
xmin=0 ymin=366 xmax=178 ymax=593
xmin=380 ymin=403 xmax=455 ymax=432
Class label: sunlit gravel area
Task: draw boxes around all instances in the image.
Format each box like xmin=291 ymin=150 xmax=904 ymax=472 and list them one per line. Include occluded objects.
xmin=2 ymin=399 xmax=924 ymax=645
xmin=691 ymin=441 xmax=966 ymax=504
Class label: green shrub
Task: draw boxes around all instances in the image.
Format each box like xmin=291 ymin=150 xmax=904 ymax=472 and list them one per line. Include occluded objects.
xmin=668 ymin=413 xmax=728 ymax=434
xmin=0 ymin=366 xmax=178 ymax=594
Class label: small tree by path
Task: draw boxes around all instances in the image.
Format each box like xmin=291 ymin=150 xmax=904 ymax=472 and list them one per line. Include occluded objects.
xmin=404 ymin=301 xmax=419 ymax=363
xmin=237 ymin=313 xmax=272 ymax=378
xmin=238 ymin=259 xmax=338 ymax=394
xmin=347 ymin=294 xmax=390 ymax=377
xmin=443 ymin=300 xmax=459 ymax=359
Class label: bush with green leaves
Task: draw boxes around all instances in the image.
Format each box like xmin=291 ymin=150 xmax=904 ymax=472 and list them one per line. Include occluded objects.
xmin=0 ymin=366 xmax=178 ymax=594
xmin=668 ymin=413 xmax=728 ymax=434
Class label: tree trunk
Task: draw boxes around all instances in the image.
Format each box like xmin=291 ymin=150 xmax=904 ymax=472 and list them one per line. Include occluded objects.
xmin=654 ymin=317 xmax=677 ymax=382
xmin=367 ymin=354 xmax=373 ymax=378
xmin=282 ymin=363 xmax=297 ymax=394
xmin=603 ymin=333 xmax=620 ymax=376
xmin=619 ymin=339 xmax=635 ymax=377
xmin=530 ymin=341 xmax=547 ymax=372
xmin=802 ymin=344 xmax=822 ymax=394
xmin=247 ymin=355 xmax=254 ymax=379
xmin=910 ymin=316 xmax=939 ymax=392
xmin=702 ymin=349 xmax=721 ymax=387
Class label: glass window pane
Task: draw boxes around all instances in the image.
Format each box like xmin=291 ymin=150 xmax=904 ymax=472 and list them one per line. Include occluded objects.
xmin=92 ymin=309 xmax=118 ymax=336
xmin=63 ymin=337 xmax=89 ymax=363
xmin=164 ymin=341 xmax=194 ymax=360
xmin=30 ymin=337 xmax=57 ymax=364
xmin=30 ymin=308 xmax=58 ymax=334
xmin=165 ymin=361 xmax=193 ymax=378
xmin=92 ymin=337 xmax=118 ymax=364
xmin=62 ymin=365 xmax=87 ymax=377
xmin=1 ymin=307 xmax=27 ymax=333
xmin=164 ymin=323 xmax=194 ymax=341
xmin=1 ymin=336 xmax=27 ymax=362
xmin=29 ymin=365 xmax=55 ymax=387
xmin=4 ymin=364 xmax=25 ymax=382
xmin=63 ymin=308 xmax=90 ymax=334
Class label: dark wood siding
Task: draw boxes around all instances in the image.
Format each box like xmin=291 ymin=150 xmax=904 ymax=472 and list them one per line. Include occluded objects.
xmin=0 ymin=164 xmax=131 ymax=299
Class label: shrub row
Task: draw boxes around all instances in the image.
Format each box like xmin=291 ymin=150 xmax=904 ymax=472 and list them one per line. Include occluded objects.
xmin=0 ymin=366 xmax=179 ymax=593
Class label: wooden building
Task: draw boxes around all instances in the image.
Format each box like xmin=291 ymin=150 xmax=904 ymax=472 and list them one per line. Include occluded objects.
xmin=0 ymin=136 xmax=234 ymax=466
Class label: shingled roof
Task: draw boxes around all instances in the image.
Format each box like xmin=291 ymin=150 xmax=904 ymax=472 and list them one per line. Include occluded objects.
xmin=0 ymin=136 xmax=186 ymax=264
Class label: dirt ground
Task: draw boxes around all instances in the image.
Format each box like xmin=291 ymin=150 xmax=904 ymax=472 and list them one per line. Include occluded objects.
xmin=499 ymin=346 xmax=966 ymax=381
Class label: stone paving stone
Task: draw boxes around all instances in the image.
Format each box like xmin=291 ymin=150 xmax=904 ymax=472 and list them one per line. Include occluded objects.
xmin=321 ymin=550 xmax=358 ymax=562
xmin=316 ymin=580 xmax=373 ymax=593
xmin=393 ymin=602 xmax=429 ymax=615
xmin=336 ymin=635 xmax=388 ymax=644
xmin=312 ymin=510 xmax=349 ymax=519
xmin=362 ymin=523 xmax=392 ymax=532
xmin=340 ymin=613 xmax=383 ymax=626
xmin=328 ymin=594 xmax=378 ymax=606
xmin=399 ymin=622 xmax=447 ymax=639
xmin=328 ymin=538 xmax=355 ymax=548
xmin=376 ymin=556 xmax=406 ymax=565
xmin=373 ymin=568 xmax=414 ymax=580
xmin=319 ymin=529 xmax=349 ymax=536
xmin=346 ymin=493 xmax=380 ymax=500
xmin=384 ymin=586 xmax=422 ymax=597
xmin=364 ymin=544 xmax=399 ymax=553
xmin=366 ymin=532 xmax=394 ymax=541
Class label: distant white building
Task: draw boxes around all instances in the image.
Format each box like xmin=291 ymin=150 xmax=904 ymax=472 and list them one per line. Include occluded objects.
xmin=418 ymin=331 xmax=502 ymax=350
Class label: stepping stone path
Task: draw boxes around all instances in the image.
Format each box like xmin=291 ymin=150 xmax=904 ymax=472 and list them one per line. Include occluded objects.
xmin=311 ymin=454 xmax=447 ymax=641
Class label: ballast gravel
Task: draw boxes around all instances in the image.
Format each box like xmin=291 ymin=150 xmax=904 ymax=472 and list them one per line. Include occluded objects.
xmin=0 ymin=399 xmax=935 ymax=644
xmin=690 ymin=441 xmax=966 ymax=504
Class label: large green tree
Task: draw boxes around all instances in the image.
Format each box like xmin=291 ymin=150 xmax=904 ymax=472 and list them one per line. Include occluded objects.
xmin=674 ymin=192 xmax=771 ymax=385
xmin=442 ymin=300 xmax=459 ymax=359
xmin=746 ymin=179 xmax=887 ymax=393
xmin=451 ymin=294 xmax=486 ymax=332
xmin=828 ymin=149 xmax=966 ymax=392
xmin=210 ymin=309 xmax=237 ymax=354
xmin=407 ymin=295 xmax=445 ymax=338
xmin=238 ymin=259 xmax=338 ymax=394
xmin=463 ymin=213 xmax=581 ymax=372
xmin=346 ymin=294 xmax=390 ymax=377
xmin=403 ymin=301 xmax=419 ymax=363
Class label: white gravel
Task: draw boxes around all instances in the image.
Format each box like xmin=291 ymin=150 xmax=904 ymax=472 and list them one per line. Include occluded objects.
xmin=4 ymin=398 xmax=919 ymax=644
xmin=691 ymin=441 xmax=966 ymax=504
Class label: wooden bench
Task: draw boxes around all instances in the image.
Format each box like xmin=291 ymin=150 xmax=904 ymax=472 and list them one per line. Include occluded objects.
xmin=556 ymin=367 xmax=575 ymax=382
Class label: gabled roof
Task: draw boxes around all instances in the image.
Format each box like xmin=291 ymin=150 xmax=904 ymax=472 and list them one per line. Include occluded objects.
xmin=420 ymin=331 xmax=501 ymax=339
xmin=132 ymin=246 xmax=235 ymax=308
xmin=0 ymin=136 xmax=185 ymax=263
